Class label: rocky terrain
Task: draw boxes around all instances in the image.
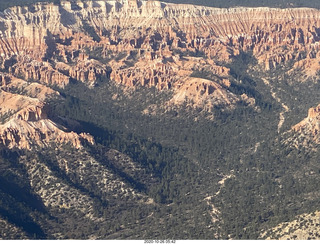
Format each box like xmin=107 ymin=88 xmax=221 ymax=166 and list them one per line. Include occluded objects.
xmin=0 ymin=0 xmax=319 ymax=148
xmin=1 ymin=0 xmax=320 ymax=240
xmin=293 ymin=104 xmax=320 ymax=139
xmin=1 ymin=1 xmax=320 ymax=92
xmin=283 ymin=103 xmax=320 ymax=151
xmin=261 ymin=211 xmax=320 ymax=240
xmin=0 ymin=74 xmax=94 ymax=149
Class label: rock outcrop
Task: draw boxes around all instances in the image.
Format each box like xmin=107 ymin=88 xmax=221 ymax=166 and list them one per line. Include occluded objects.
xmin=170 ymin=77 xmax=240 ymax=111
xmin=0 ymin=99 xmax=94 ymax=149
xmin=261 ymin=211 xmax=320 ymax=240
xmin=292 ymin=104 xmax=320 ymax=138
xmin=1 ymin=0 xmax=320 ymax=147
xmin=0 ymin=1 xmax=320 ymax=89
xmin=285 ymin=104 xmax=320 ymax=151
xmin=0 ymin=74 xmax=94 ymax=150
xmin=13 ymin=60 xmax=70 ymax=88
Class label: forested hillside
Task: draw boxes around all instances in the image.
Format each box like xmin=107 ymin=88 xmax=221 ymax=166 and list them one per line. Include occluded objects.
xmin=47 ymin=53 xmax=320 ymax=239
xmin=1 ymin=0 xmax=320 ymax=240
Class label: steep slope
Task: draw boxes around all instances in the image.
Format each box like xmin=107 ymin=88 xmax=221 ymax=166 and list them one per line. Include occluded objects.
xmin=261 ymin=211 xmax=320 ymax=240
xmin=282 ymin=104 xmax=320 ymax=151
xmin=0 ymin=0 xmax=320 ymax=110
xmin=0 ymin=143 xmax=168 ymax=239
xmin=0 ymin=74 xmax=94 ymax=149
xmin=1 ymin=0 xmax=320 ymax=240
xmin=293 ymin=104 xmax=320 ymax=141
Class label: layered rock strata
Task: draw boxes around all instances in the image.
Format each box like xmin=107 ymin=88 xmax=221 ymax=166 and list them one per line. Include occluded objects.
xmin=0 ymin=75 xmax=94 ymax=149
xmin=1 ymin=0 xmax=320 ymax=147
xmin=0 ymin=1 xmax=319 ymax=91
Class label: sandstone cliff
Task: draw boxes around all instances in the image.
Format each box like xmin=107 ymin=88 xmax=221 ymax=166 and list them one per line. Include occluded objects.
xmin=0 ymin=74 xmax=94 ymax=150
xmin=1 ymin=0 xmax=320 ymax=148
xmin=283 ymin=104 xmax=320 ymax=151
xmin=0 ymin=1 xmax=319 ymax=90
xmin=0 ymin=99 xmax=94 ymax=149
xmin=292 ymin=104 xmax=320 ymax=142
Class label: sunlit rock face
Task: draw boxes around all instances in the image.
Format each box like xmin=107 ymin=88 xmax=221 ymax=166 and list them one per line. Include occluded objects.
xmin=0 ymin=75 xmax=94 ymax=149
xmin=292 ymin=104 xmax=320 ymax=143
xmin=1 ymin=0 xmax=320 ymax=148
xmin=1 ymin=1 xmax=320 ymax=86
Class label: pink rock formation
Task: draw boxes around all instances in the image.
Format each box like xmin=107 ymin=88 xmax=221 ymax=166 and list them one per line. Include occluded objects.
xmin=0 ymin=75 xmax=94 ymax=150
xmin=2 ymin=0 xmax=320 ymax=149
xmin=110 ymin=59 xmax=176 ymax=90
xmin=13 ymin=59 xmax=70 ymax=88
xmin=0 ymin=101 xmax=94 ymax=150
xmin=0 ymin=1 xmax=320 ymax=88
xmin=293 ymin=104 xmax=320 ymax=137
xmin=170 ymin=77 xmax=240 ymax=111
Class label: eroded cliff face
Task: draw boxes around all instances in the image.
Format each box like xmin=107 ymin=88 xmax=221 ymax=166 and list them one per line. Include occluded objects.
xmin=293 ymin=104 xmax=320 ymax=134
xmin=2 ymin=1 xmax=320 ymax=240
xmin=1 ymin=0 xmax=320 ymax=149
xmin=0 ymin=75 xmax=94 ymax=149
xmin=169 ymin=77 xmax=249 ymax=112
xmin=1 ymin=1 xmax=320 ymax=95
xmin=289 ymin=104 xmax=320 ymax=147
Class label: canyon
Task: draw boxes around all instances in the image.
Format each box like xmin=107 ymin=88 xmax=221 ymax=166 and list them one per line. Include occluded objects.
xmin=1 ymin=0 xmax=320 ymax=240
xmin=0 ymin=0 xmax=319 ymax=148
